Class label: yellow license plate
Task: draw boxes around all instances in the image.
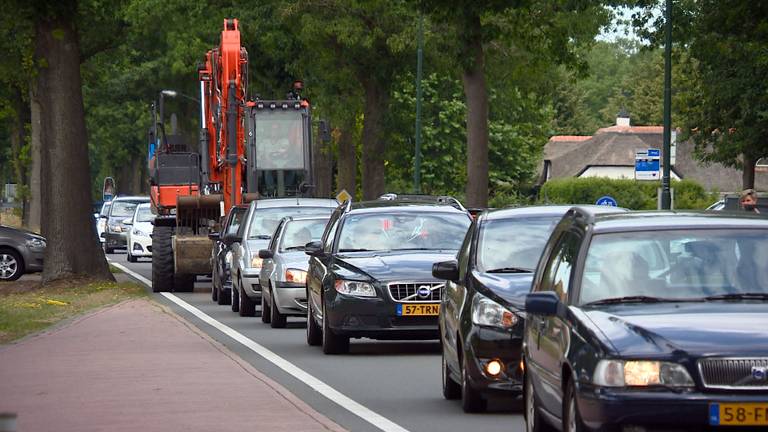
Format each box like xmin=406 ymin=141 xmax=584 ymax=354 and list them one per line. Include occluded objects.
xmin=710 ymin=403 xmax=768 ymax=426
xmin=396 ymin=303 xmax=439 ymax=316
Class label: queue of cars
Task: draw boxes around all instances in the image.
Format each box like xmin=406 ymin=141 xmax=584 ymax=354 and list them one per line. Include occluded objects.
xmin=201 ymin=195 xmax=768 ymax=429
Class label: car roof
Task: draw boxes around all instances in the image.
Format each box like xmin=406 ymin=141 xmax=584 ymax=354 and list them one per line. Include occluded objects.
xmin=284 ymin=215 xmax=331 ymax=222
xmin=482 ymin=205 xmax=604 ymax=221
xmin=251 ymin=198 xmax=338 ymax=209
xmin=590 ymin=210 xmax=768 ymax=233
xmin=347 ymin=200 xmax=469 ymax=215
xmin=111 ymin=196 xmax=150 ymax=202
xmin=136 ymin=202 xmax=151 ymax=208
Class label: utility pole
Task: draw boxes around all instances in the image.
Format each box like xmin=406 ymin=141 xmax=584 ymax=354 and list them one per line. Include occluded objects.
xmin=661 ymin=0 xmax=673 ymax=209
xmin=414 ymin=14 xmax=424 ymax=194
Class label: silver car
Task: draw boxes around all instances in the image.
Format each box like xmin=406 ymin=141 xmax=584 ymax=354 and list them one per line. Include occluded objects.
xmin=258 ymin=215 xmax=330 ymax=328
xmin=230 ymin=198 xmax=337 ymax=317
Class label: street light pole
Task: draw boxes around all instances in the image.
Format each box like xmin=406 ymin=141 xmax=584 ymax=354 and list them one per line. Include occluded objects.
xmin=661 ymin=0 xmax=673 ymax=210
xmin=414 ymin=14 xmax=424 ymax=194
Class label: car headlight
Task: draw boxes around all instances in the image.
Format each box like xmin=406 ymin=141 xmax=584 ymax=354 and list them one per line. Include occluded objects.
xmin=249 ymin=253 xmax=263 ymax=269
xmin=25 ymin=238 xmax=46 ymax=249
xmin=108 ymin=224 xmax=123 ymax=233
xmin=471 ymin=293 xmax=518 ymax=329
xmin=132 ymin=229 xmax=147 ymax=236
xmin=285 ymin=269 xmax=307 ymax=284
xmin=593 ymin=360 xmax=694 ymax=387
xmin=334 ymin=280 xmax=376 ymax=297
xmin=225 ymin=251 xmax=233 ymax=266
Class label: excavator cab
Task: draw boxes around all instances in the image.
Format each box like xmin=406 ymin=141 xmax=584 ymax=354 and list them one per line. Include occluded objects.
xmin=246 ymin=97 xmax=313 ymax=197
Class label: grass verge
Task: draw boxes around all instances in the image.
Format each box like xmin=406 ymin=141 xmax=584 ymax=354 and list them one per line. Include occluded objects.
xmin=0 ymin=277 xmax=147 ymax=344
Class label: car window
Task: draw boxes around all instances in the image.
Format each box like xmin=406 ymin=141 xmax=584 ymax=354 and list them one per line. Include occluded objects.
xmin=280 ymin=219 xmax=329 ymax=252
xmin=477 ymin=216 xmax=561 ymax=272
xmin=100 ymin=202 xmax=112 ymax=217
xmin=579 ymin=228 xmax=768 ymax=304
xmin=336 ymin=212 xmax=470 ymax=252
xmin=246 ymin=207 xmax=332 ymax=239
xmin=457 ymin=221 xmax=474 ymax=279
xmin=226 ymin=209 xmax=246 ymax=235
xmin=134 ymin=206 xmax=154 ymax=222
xmin=323 ymin=214 xmax=340 ymax=253
xmin=111 ymin=201 xmax=143 ymax=218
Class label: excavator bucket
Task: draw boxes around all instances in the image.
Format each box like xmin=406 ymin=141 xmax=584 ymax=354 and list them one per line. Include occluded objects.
xmin=174 ymin=194 xmax=223 ymax=275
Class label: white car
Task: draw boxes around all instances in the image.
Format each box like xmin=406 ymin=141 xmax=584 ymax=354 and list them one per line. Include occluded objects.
xmin=125 ymin=203 xmax=154 ymax=262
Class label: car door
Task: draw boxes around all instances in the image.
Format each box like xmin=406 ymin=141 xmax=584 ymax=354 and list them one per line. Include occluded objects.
xmin=232 ymin=206 xmax=254 ymax=282
xmin=442 ymin=220 xmax=474 ymax=367
xmin=260 ymin=221 xmax=284 ymax=298
xmin=308 ymin=210 xmax=340 ymax=320
xmin=526 ymin=229 xmax=581 ymax=417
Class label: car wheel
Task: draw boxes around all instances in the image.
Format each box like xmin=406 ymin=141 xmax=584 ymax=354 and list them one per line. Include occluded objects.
xmin=322 ymin=301 xmax=348 ymax=354
xmin=151 ymin=226 xmax=174 ymax=293
xmin=270 ymin=286 xmax=287 ymax=328
xmin=126 ymin=249 xmax=136 ymax=263
xmin=238 ymin=277 xmax=256 ymax=317
xmin=441 ymin=346 xmax=461 ymax=400
xmin=563 ymin=379 xmax=585 ymax=432
xmin=211 ymin=277 xmax=219 ymax=302
xmin=306 ymin=294 xmax=322 ymax=346
xmin=0 ymin=249 xmax=23 ymax=281
xmin=461 ymin=358 xmax=487 ymax=413
xmin=525 ymin=371 xmax=553 ymax=432
xmin=218 ymin=287 xmax=231 ymax=305
xmin=104 ymin=245 xmax=114 ymax=254
xmin=261 ymin=286 xmax=272 ymax=323
xmin=231 ymin=281 xmax=240 ymax=313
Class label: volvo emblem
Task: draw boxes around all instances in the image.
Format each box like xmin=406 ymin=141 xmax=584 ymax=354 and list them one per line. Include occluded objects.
xmin=417 ymin=285 xmax=432 ymax=299
xmin=752 ymin=366 xmax=767 ymax=381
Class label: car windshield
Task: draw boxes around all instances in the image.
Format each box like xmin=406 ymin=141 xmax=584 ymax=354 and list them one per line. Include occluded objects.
xmin=477 ymin=216 xmax=561 ymax=273
xmin=135 ymin=206 xmax=154 ymax=222
xmin=226 ymin=209 xmax=246 ymax=235
xmin=247 ymin=207 xmax=332 ymax=239
xmin=279 ymin=218 xmax=329 ymax=252
xmin=579 ymin=228 xmax=768 ymax=305
xmin=111 ymin=201 xmax=143 ymax=218
xmin=337 ymin=212 xmax=470 ymax=252
xmin=100 ymin=202 xmax=111 ymax=216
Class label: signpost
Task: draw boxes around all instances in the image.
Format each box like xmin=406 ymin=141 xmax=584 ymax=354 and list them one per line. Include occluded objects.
xmin=335 ymin=189 xmax=352 ymax=203
xmin=102 ymin=177 xmax=115 ymax=202
xmin=596 ymin=195 xmax=618 ymax=207
xmin=635 ymin=148 xmax=661 ymax=181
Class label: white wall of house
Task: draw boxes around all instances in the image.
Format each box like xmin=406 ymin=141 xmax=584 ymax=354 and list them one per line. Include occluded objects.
xmin=578 ymin=166 xmax=681 ymax=180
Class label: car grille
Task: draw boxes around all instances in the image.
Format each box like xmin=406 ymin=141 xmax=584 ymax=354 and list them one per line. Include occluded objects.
xmin=698 ymin=358 xmax=768 ymax=389
xmin=387 ymin=282 xmax=443 ymax=303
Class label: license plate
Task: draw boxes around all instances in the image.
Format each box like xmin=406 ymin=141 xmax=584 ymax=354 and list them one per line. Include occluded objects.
xmin=710 ymin=403 xmax=768 ymax=426
xmin=396 ymin=303 xmax=439 ymax=316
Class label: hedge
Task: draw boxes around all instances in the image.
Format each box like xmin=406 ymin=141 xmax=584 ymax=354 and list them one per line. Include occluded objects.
xmin=535 ymin=177 xmax=718 ymax=210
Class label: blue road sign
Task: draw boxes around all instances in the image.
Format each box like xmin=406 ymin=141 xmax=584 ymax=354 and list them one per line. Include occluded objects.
xmin=596 ymin=195 xmax=618 ymax=207
xmin=635 ymin=148 xmax=661 ymax=180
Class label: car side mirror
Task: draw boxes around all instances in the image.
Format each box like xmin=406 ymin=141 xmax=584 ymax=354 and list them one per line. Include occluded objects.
xmin=123 ymin=218 xmax=133 ymax=226
xmin=100 ymin=215 xmax=108 ymax=219
xmin=432 ymin=260 xmax=459 ymax=282
xmin=258 ymin=249 xmax=273 ymax=259
xmin=304 ymin=241 xmax=324 ymax=257
xmin=208 ymin=232 xmax=220 ymax=241
xmin=525 ymin=292 xmax=562 ymax=317
xmin=223 ymin=232 xmax=241 ymax=245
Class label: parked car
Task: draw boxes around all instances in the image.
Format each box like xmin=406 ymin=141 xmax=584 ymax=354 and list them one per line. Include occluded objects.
xmin=0 ymin=225 xmax=46 ymax=281
xmin=230 ymin=198 xmax=337 ymax=317
xmin=96 ymin=201 xmax=111 ymax=244
xmin=102 ymin=196 xmax=150 ymax=253
xmin=523 ymin=209 xmax=768 ymax=432
xmin=125 ymin=203 xmax=154 ymax=262
xmin=210 ymin=204 xmax=248 ymax=305
xmin=433 ymin=205 xmax=625 ymax=412
xmin=259 ymin=215 xmax=331 ymax=327
xmin=305 ymin=199 xmax=472 ymax=354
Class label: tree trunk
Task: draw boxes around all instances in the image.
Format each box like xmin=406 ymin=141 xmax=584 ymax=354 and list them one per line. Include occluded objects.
xmin=9 ymin=87 xmax=29 ymax=219
xmin=742 ymin=153 xmax=756 ymax=190
xmin=313 ymin=123 xmax=333 ymax=198
xmin=28 ymin=85 xmax=42 ymax=233
xmin=34 ymin=3 xmax=113 ymax=282
xmin=336 ymin=116 xmax=357 ymax=198
xmin=461 ymin=16 xmax=489 ymax=208
xmin=360 ymin=78 xmax=388 ymax=200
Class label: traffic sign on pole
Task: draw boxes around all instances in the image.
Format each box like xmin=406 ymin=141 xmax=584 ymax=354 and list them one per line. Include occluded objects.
xmin=595 ymin=196 xmax=618 ymax=207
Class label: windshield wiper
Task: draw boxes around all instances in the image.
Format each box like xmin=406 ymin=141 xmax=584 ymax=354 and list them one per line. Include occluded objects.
xmin=339 ymin=248 xmax=375 ymax=252
xmin=486 ymin=267 xmax=532 ymax=274
xmin=283 ymin=246 xmax=305 ymax=251
xmin=249 ymin=235 xmax=271 ymax=240
xmin=391 ymin=247 xmax=434 ymax=251
xmin=703 ymin=293 xmax=768 ymax=301
xmin=584 ymin=295 xmax=684 ymax=306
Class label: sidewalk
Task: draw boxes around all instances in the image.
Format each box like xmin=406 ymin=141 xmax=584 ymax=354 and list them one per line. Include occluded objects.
xmin=0 ymin=299 xmax=345 ymax=432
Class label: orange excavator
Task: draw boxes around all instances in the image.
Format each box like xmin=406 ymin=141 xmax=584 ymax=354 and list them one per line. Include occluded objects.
xmin=148 ymin=18 xmax=315 ymax=292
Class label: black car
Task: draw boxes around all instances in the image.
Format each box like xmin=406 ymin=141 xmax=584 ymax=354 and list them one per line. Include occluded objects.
xmin=305 ymin=199 xmax=472 ymax=354
xmin=433 ymin=206 xmax=605 ymax=412
xmin=210 ymin=204 xmax=248 ymax=305
xmin=0 ymin=225 xmax=46 ymax=281
xmin=523 ymin=209 xmax=768 ymax=432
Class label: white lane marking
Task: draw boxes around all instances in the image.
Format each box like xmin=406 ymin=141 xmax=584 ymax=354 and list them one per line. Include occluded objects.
xmin=108 ymin=260 xmax=410 ymax=432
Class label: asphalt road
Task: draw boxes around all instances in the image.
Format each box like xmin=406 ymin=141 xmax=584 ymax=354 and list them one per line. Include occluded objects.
xmin=107 ymin=251 xmax=526 ymax=432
